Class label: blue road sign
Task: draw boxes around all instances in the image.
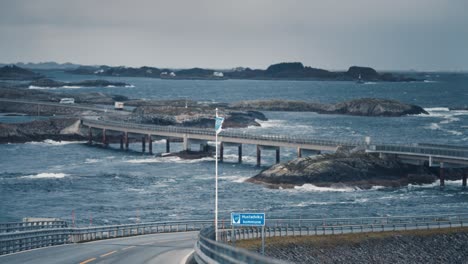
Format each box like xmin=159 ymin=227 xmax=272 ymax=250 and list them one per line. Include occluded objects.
xmin=231 ymin=213 xmax=265 ymax=226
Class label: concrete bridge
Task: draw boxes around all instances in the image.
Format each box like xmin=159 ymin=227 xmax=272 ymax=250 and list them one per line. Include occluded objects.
xmin=81 ymin=118 xmax=353 ymax=166
xmin=81 ymin=118 xmax=468 ymax=187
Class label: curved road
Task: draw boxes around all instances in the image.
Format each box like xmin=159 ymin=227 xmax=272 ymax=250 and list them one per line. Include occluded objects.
xmin=0 ymin=231 xmax=197 ymax=264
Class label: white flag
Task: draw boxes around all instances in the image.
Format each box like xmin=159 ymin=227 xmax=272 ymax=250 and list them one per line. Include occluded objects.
xmin=215 ymin=116 xmax=224 ymax=134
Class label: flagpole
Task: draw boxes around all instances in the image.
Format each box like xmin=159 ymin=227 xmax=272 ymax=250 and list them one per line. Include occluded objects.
xmin=215 ymin=108 xmax=219 ymax=241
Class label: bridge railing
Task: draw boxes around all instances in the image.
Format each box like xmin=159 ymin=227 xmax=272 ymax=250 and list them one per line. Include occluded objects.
xmin=0 ymin=220 xmax=212 ymax=256
xmin=0 ymin=220 xmax=67 ymax=233
xmin=82 ymin=118 xmax=361 ymax=147
xmin=194 ymin=213 xmax=468 ymax=264
xmin=368 ymin=144 xmax=468 ymax=159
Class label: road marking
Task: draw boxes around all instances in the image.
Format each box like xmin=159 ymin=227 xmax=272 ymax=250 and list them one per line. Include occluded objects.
xmin=100 ymin=250 xmax=117 ymax=258
xmin=79 ymin=258 xmax=96 ymax=264
xmin=122 ymin=246 xmax=136 ymax=251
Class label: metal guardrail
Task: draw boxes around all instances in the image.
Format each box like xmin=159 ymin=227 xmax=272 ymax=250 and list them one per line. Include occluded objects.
xmin=194 ymin=213 xmax=468 ymax=264
xmin=0 ymin=220 xmax=67 ymax=233
xmin=368 ymin=144 xmax=468 ymax=160
xmin=0 ymin=220 xmax=212 ymax=256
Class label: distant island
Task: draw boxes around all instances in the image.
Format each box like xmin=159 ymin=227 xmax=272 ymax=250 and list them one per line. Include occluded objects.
xmin=65 ymin=62 xmax=419 ymax=82
xmin=28 ymin=78 xmax=130 ymax=88
xmin=0 ymin=65 xmax=43 ymax=80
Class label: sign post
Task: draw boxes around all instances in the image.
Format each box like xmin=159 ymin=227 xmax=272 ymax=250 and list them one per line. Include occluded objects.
xmin=231 ymin=212 xmax=266 ymax=254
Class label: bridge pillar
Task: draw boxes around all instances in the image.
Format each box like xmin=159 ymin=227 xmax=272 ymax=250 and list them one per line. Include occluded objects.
xmin=183 ymin=135 xmax=190 ymax=151
xmin=142 ymin=136 xmax=146 ymax=153
xmin=166 ymin=139 xmax=170 ymax=153
xmin=88 ymin=127 xmax=93 ymax=145
xmin=238 ymin=145 xmax=242 ymax=163
xmin=256 ymin=145 xmax=261 ymax=166
xmin=297 ymin=147 xmax=302 ymax=158
xmin=220 ymin=142 xmax=224 ymax=162
xmin=124 ymin=132 xmax=129 ymax=151
xmin=439 ymin=162 xmax=445 ymax=187
xmin=148 ymin=135 xmax=153 ymax=155
xmin=102 ymin=129 xmax=108 ymax=147
xmin=463 ymin=174 xmax=467 ymax=187
xmin=276 ymin=148 xmax=280 ymax=164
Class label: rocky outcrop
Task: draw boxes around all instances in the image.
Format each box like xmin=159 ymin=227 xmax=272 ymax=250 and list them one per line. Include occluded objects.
xmin=128 ymin=105 xmax=267 ymax=128
xmin=328 ymin=98 xmax=428 ymax=116
xmin=0 ymin=87 xmax=128 ymax=105
xmin=0 ymin=118 xmax=85 ymax=143
xmin=0 ymin=65 xmax=43 ymax=80
xmin=247 ymin=151 xmax=438 ymax=189
xmin=29 ymin=78 xmax=129 ymax=88
xmin=231 ymin=98 xmax=428 ymax=117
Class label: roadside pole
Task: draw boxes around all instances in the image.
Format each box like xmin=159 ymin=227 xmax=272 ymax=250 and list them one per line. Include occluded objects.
xmin=215 ymin=108 xmax=219 ymax=241
xmin=262 ymin=225 xmax=265 ymax=255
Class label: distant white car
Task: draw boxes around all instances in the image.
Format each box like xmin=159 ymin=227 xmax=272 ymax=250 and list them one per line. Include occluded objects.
xmin=114 ymin=102 xmax=124 ymax=110
xmin=59 ymin=98 xmax=75 ymax=104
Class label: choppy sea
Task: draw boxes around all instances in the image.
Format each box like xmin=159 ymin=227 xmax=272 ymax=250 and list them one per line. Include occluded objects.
xmin=0 ymin=71 xmax=467 ymax=225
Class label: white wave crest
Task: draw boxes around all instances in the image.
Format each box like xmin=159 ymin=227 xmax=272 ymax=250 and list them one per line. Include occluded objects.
xmin=125 ymin=85 xmax=135 ymax=88
xmin=27 ymin=140 xmax=85 ymax=145
xmin=254 ymin=119 xmax=286 ymax=128
xmin=423 ymin=80 xmax=437 ymax=83
xmin=125 ymin=156 xmax=214 ymax=164
xmin=424 ymin=107 xmax=450 ymax=112
xmin=218 ymin=175 xmax=250 ymax=183
xmin=84 ymin=158 xmax=100 ymax=164
xmin=364 ymin=82 xmax=377 ymax=85
xmin=28 ymin=85 xmax=82 ymax=89
xmin=106 ymin=85 xmax=116 ymax=88
xmin=293 ymin=184 xmax=360 ymax=192
xmin=21 ymin=173 xmax=69 ymax=179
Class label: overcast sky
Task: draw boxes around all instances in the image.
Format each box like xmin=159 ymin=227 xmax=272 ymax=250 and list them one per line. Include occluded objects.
xmin=0 ymin=0 xmax=467 ymax=71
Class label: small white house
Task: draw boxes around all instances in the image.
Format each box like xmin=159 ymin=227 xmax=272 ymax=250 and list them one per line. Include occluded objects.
xmin=213 ymin=72 xmax=224 ymax=77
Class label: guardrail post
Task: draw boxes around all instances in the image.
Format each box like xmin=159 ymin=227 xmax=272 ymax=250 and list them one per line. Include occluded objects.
xmin=238 ymin=145 xmax=242 ymax=163
xmin=297 ymin=147 xmax=302 ymax=158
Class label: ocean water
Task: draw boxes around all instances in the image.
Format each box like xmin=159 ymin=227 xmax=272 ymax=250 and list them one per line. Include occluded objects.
xmin=1 ymin=71 xmax=467 ymax=225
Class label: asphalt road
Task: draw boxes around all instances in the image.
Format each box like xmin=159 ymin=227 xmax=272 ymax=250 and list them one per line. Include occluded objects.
xmin=0 ymin=231 xmax=198 ymax=264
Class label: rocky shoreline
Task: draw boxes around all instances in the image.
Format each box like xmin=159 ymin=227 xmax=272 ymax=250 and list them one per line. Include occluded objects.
xmin=28 ymin=78 xmax=130 ymax=88
xmin=0 ymin=118 xmax=85 ymax=143
xmin=247 ymin=150 xmax=463 ymax=188
xmin=231 ymin=98 xmax=428 ymax=117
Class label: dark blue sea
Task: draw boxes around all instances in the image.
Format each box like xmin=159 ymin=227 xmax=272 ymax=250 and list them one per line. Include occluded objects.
xmin=1 ymin=71 xmax=467 ymax=225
